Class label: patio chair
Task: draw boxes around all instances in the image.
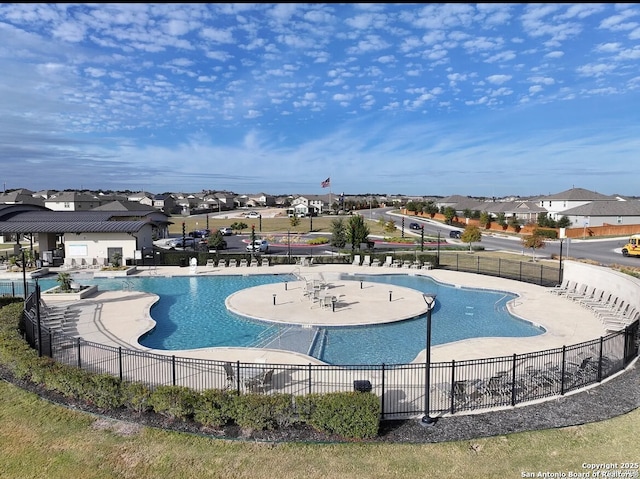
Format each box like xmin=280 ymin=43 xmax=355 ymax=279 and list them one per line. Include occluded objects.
xmin=371 ymin=258 xmax=380 ymax=267
xmin=205 ymin=259 xmax=215 ymax=269
xmin=362 ymin=255 xmax=371 ymax=267
xmin=239 ymin=258 xmax=248 ymax=267
xmin=217 ymin=259 xmax=226 ymax=268
xmin=244 ymin=368 xmax=274 ymax=393
xmin=250 ymin=258 xmax=258 ymax=267
xmin=352 ymin=254 xmax=361 ymax=266
xmin=223 ymin=362 xmax=236 ymax=389
xmin=549 ymin=279 xmax=573 ymax=295
xmin=261 ymin=258 xmax=270 ymax=267
xmin=228 ymin=258 xmax=237 ymax=267
xmin=565 ymin=283 xmax=589 ymax=301
xmin=384 ymin=256 xmax=393 ymax=267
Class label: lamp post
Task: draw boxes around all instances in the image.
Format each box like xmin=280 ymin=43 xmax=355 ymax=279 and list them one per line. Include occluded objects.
xmin=421 ymin=293 xmax=437 ymax=426
xmin=558 ymin=238 xmax=564 ymax=285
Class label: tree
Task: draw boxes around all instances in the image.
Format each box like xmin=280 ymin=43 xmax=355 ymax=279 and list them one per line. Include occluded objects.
xmin=330 ymin=218 xmax=347 ymax=248
xmin=463 ymin=208 xmax=472 ymax=219
xmin=422 ymin=201 xmax=438 ymax=218
xmin=497 ymin=212 xmax=507 ymax=229
xmin=461 ymin=225 xmax=482 ymax=251
xmin=207 ymin=231 xmax=226 ymax=250
xmin=479 ymin=211 xmax=491 ymax=229
xmin=230 ymin=221 xmax=248 ymax=234
xmin=383 ymin=220 xmax=397 ymax=234
xmin=508 ymin=216 xmax=520 ymax=232
xmin=56 ymin=272 xmax=72 ymax=292
xmin=347 ymin=215 xmax=370 ymax=251
xmin=289 ymin=216 xmax=301 ymax=228
xmin=522 ymin=229 xmax=546 ymax=261
xmin=405 ymin=201 xmax=418 ymax=213
xmin=557 ymin=216 xmax=572 ymax=228
xmin=443 ymin=206 xmax=456 ymax=225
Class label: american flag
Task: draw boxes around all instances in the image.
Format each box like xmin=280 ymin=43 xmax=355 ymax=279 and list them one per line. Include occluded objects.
xmin=321 ymin=177 xmax=331 ymax=188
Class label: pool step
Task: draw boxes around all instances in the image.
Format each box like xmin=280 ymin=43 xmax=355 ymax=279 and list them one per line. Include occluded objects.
xmin=256 ymin=325 xmax=319 ymax=355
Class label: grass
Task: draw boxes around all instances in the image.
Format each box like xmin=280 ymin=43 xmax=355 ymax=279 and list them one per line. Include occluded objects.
xmin=168 ymin=215 xmax=409 ymax=238
xmin=1 ymin=380 xmax=638 ymax=479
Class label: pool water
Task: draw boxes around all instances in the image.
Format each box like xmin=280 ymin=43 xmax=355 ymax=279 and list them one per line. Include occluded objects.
xmin=37 ymin=273 xmax=544 ymax=365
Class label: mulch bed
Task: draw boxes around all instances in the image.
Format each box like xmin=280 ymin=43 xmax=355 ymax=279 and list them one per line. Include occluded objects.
xmin=1 ymin=361 xmax=638 ymax=444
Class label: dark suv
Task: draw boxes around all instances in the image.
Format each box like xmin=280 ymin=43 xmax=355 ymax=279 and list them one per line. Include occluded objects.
xmin=409 ymin=222 xmax=421 ymax=230
xmin=449 ymin=230 xmax=461 ymax=239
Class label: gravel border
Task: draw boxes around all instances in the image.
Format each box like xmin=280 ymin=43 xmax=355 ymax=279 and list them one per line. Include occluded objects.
xmin=2 ymin=359 xmax=638 ymax=444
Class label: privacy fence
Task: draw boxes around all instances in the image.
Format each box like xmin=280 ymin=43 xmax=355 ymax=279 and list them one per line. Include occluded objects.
xmin=19 ymin=281 xmax=639 ymax=419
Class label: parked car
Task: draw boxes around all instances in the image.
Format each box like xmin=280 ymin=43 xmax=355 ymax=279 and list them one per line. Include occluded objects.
xmin=449 ymin=230 xmax=461 ymax=239
xmin=168 ymin=237 xmax=196 ymax=249
xmin=409 ymin=222 xmax=421 ymax=230
xmin=188 ymin=229 xmax=210 ymax=238
xmin=246 ymin=211 xmax=260 ymax=219
xmin=219 ymin=227 xmax=233 ymax=236
xmin=246 ymin=239 xmax=269 ymax=253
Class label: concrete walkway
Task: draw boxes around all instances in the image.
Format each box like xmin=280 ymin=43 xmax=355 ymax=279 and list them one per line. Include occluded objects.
xmin=22 ymin=263 xmax=608 ymax=366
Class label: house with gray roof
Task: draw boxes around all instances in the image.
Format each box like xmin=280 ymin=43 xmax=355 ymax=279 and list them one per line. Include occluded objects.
xmin=537 ymin=188 xmax=617 ymax=222
xmin=558 ymin=200 xmax=640 ymax=228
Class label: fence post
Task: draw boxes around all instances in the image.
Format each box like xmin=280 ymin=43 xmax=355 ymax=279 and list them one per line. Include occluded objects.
xmin=48 ymin=330 xmax=52 ymax=358
xmin=498 ymin=258 xmax=501 ymax=278
xmin=380 ymin=364 xmax=386 ymax=420
xmin=308 ymin=363 xmax=312 ymax=394
xmin=510 ymin=354 xmax=517 ymax=406
xmin=118 ymin=347 xmax=123 ymax=382
xmin=172 ymin=355 xmax=176 ymax=386
xmin=76 ymin=338 xmax=81 ymax=368
xmin=560 ymin=346 xmax=567 ymax=395
xmin=519 ymin=262 xmax=522 ymax=282
xmin=449 ymin=360 xmax=456 ymax=414
xmin=236 ymin=361 xmax=241 ymax=393
xmin=476 ymin=256 xmax=480 ymax=274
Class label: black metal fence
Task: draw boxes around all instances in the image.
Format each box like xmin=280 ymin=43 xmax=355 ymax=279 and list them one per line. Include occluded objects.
xmin=437 ymin=252 xmax=561 ymax=287
xmin=21 ymin=284 xmax=639 ymax=419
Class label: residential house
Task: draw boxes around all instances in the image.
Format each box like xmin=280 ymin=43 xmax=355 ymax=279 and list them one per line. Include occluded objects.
xmin=0 ymin=188 xmax=44 ymax=207
xmin=558 ymin=200 xmax=640 ymax=228
xmin=537 ymin=188 xmax=617 ymax=222
xmin=43 ymin=191 xmax=103 ymax=211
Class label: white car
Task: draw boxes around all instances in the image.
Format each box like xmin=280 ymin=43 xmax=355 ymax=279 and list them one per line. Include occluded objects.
xmin=246 ymin=239 xmax=269 ymax=253
xmin=219 ymin=227 xmax=233 ymax=236
xmin=246 ymin=211 xmax=260 ymax=219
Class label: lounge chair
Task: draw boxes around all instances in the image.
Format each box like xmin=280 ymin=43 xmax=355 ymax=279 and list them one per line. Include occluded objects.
xmin=371 ymin=258 xmax=380 ymax=267
xmin=261 ymin=258 xmax=270 ymax=267
xmin=239 ymin=258 xmax=248 ymax=267
xmin=362 ymin=255 xmax=371 ymax=267
xmin=383 ymin=256 xmax=393 ymax=267
xmin=228 ymin=258 xmax=237 ymax=267
xmin=250 ymin=258 xmax=258 ymax=267
xmin=245 ymin=368 xmax=274 ymax=393
xmin=548 ymin=279 xmax=572 ymax=295
xmin=352 ymin=254 xmax=361 ymax=266
xmin=217 ymin=259 xmax=226 ymax=268
xmin=205 ymin=259 xmax=215 ymax=269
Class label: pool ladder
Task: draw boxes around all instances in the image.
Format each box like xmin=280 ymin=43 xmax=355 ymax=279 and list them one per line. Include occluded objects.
xmin=122 ymin=280 xmax=134 ymax=291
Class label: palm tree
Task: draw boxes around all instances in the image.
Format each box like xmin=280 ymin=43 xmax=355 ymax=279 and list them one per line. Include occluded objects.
xmin=56 ymin=272 xmax=72 ymax=292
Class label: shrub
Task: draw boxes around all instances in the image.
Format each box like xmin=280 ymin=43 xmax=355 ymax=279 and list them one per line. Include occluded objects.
xmin=307 ymin=236 xmax=329 ymax=245
xmin=86 ymin=374 xmax=124 ymax=410
xmin=300 ymin=392 xmax=380 ymax=439
xmin=233 ymin=393 xmax=295 ymax=431
xmin=193 ymin=389 xmax=236 ymax=428
xmin=149 ymin=385 xmax=197 ymax=420
xmin=122 ymin=382 xmax=153 ymax=415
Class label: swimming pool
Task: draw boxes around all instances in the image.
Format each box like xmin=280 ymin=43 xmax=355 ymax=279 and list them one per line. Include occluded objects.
xmin=38 ymin=273 xmax=544 ymax=365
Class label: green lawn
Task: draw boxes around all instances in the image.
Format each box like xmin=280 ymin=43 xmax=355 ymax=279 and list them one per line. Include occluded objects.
xmin=1 ymin=380 xmax=638 ymax=479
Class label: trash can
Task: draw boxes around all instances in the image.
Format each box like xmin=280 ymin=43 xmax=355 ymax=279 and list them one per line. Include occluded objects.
xmin=353 ymin=380 xmax=372 ymax=393
xmin=179 ymin=258 xmax=188 ymax=267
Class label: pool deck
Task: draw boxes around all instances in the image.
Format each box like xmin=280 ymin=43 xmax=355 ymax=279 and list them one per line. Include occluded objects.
xmin=19 ymin=263 xmax=608 ymax=366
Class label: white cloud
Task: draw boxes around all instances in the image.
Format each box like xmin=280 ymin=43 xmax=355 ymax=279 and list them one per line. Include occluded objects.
xmin=486 ymin=74 xmax=512 ymax=85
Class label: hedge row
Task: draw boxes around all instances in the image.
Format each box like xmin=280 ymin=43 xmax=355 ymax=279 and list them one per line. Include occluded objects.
xmin=0 ymin=301 xmax=380 ymax=439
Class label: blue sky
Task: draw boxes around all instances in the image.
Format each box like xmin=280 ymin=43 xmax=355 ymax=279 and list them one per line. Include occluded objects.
xmin=1 ymin=3 xmax=640 ymax=197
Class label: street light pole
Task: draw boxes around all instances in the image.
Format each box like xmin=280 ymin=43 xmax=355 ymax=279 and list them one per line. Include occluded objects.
xmin=421 ymin=293 xmax=437 ymax=426
xmin=558 ymin=238 xmax=564 ymax=285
